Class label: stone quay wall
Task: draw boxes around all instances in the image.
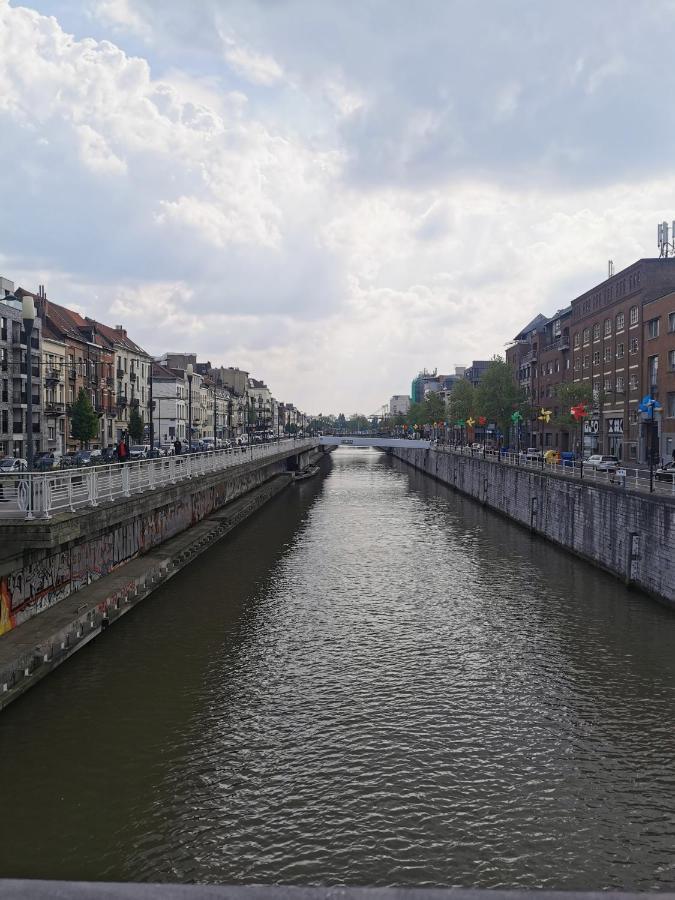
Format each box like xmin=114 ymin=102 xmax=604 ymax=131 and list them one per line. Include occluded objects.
xmin=392 ymin=447 xmax=675 ymax=606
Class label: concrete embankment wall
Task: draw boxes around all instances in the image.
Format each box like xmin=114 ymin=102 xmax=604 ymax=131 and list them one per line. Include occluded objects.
xmin=0 ymin=445 xmax=325 ymax=710
xmin=392 ymin=448 xmax=675 ymax=606
xmin=0 ymin=444 xmax=318 ymax=638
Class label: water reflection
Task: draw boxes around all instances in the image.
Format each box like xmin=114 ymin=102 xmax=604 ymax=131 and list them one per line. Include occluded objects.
xmin=0 ymin=448 xmax=674 ymax=889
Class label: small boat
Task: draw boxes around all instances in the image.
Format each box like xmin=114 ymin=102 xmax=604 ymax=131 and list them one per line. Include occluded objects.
xmin=294 ymin=465 xmax=320 ymax=481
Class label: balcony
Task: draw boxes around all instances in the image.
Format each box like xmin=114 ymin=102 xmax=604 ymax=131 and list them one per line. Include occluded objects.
xmin=129 ymin=372 xmax=137 ymax=383
xmin=45 ymin=369 xmax=61 ymax=386
xmin=45 ymin=402 xmax=66 ymax=416
xmin=522 ymin=350 xmax=537 ymax=365
xmin=116 ymin=368 xmax=124 ymax=380
xmin=106 ymin=376 xmax=114 ymax=388
xmin=116 ymin=395 xmax=128 ymax=408
xmin=546 ymin=335 xmax=570 ymax=352
xmin=68 ymin=368 xmax=77 ymax=381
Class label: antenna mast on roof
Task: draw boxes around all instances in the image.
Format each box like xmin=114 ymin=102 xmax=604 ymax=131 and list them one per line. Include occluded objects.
xmin=608 ymin=260 xmax=614 ymax=278
xmin=657 ymin=220 xmax=675 ymax=258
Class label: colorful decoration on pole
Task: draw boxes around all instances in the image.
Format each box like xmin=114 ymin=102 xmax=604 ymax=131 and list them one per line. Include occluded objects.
xmin=537 ymin=407 xmax=553 ymax=423
xmin=511 ymin=411 xmax=523 ymax=424
xmin=477 ymin=416 xmax=487 ymax=426
xmin=466 ymin=416 xmax=476 ymax=428
xmin=570 ymin=403 xmax=588 ymax=421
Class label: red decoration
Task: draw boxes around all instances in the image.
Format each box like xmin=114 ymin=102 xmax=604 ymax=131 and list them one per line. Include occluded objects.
xmin=478 ymin=416 xmax=487 ymax=426
xmin=570 ymin=403 xmax=588 ymax=421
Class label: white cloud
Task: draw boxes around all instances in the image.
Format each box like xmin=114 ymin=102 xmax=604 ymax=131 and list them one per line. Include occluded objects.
xmin=2 ymin=0 xmax=675 ymax=414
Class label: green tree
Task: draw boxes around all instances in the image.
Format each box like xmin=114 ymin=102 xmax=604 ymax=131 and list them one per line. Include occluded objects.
xmin=447 ymin=380 xmax=476 ymax=423
xmin=475 ymin=356 xmax=527 ymax=441
xmin=552 ymin=382 xmax=593 ymax=427
xmin=128 ymin=405 xmax=145 ymax=443
xmin=70 ymin=387 xmax=99 ymax=449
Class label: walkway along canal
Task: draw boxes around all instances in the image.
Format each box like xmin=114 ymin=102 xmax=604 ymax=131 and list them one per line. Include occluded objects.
xmin=1 ymin=447 xmax=675 ymax=890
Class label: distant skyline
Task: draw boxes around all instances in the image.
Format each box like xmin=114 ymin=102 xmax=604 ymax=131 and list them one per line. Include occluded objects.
xmin=1 ymin=0 xmax=674 ymax=412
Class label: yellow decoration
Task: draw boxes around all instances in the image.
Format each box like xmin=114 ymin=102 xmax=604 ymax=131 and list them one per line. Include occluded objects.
xmin=466 ymin=417 xmax=476 ymax=427
xmin=537 ymin=407 xmax=553 ymax=424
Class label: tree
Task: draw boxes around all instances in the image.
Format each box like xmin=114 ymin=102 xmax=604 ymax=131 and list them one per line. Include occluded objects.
xmin=407 ymin=393 xmax=445 ymax=427
xmin=553 ymin=383 xmax=593 ymax=427
xmin=475 ymin=356 xmax=527 ymax=443
xmin=70 ymin=387 xmax=99 ymax=449
xmin=128 ymin=405 xmax=145 ymax=443
xmin=447 ymin=380 xmax=476 ymax=423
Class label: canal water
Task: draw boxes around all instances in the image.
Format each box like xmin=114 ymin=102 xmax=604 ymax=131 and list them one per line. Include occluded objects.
xmin=1 ymin=448 xmax=675 ymax=889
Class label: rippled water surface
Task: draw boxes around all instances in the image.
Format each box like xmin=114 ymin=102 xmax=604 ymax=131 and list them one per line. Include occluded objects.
xmin=2 ymin=449 xmax=675 ymax=889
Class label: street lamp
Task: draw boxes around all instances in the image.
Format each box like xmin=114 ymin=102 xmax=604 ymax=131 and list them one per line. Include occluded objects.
xmin=22 ymin=296 xmax=36 ymax=471
xmin=186 ymin=363 xmax=193 ymax=452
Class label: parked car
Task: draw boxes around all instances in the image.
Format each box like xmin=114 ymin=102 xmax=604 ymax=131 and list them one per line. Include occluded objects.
xmin=61 ymin=451 xmax=79 ymax=468
xmin=34 ymin=451 xmax=62 ymax=471
xmin=585 ymin=454 xmax=619 ymax=472
xmin=523 ymin=447 xmax=542 ymax=461
xmin=73 ymin=450 xmax=94 ymax=467
xmin=0 ymin=457 xmax=27 ymax=473
xmin=655 ymin=461 xmax=675 ymax=482
xmin=100 ymin=447 xmax=118 ymax=463
xmin=89 ymin=449 xmax=103 ymax=464
xmin=128 ymin=445 xmax=148 ymax=460
xmin=159 ymin=443 xmax=175 ymax=456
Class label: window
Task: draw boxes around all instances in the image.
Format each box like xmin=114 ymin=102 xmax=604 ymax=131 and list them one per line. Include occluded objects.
xmin=565 ymin=358 xmax=571 ymax=370
xmin=604 ymin=346 xmax=612 ymax=362
xmin=669 ymin=349 xmax=675 ymax=371
xmin=604 ymin=318 xmax=611 ymax=337
xmin=616 ymin=311 xmax=625 ymax=331
xmin=629 ymin=374 xmax=639 ymax=391
xmin=669 ymin=312 xmax=675 ymax=332
xmin=648 ymin=354 xmax=659 ymax=388
xmin=593 ymin=323 xmax=600 ymax=341
xmin=583 ymin=355 xmax=590 ymax=369
xmin=573 ymin=332 xmax=580 ymax=348
xmin=668 ymin=392 xmax=675 ymax=418
xmin=603 ymin=377 xmax=611 ymax=392
xmin=583 ymin=328 xmax=590 ymax=344
xmin=553 ymin=319 xmax=561 ymax=337
xmin=630 ymin=338 xmax=639 ymax=354
xmin=616 ymin=342 xmax=624 ymax=359
xmin=630 ymin=305 xmax=639 ymax=325
xmin=647 ymin=317 xmax=660 ymax=339
xmin=574 ymin=358 xmax=581 ymax=371
xmin=616 ymin=376 xmax=625 ymax=392
xmin=593 ymin=351 xmax=600 ymax=365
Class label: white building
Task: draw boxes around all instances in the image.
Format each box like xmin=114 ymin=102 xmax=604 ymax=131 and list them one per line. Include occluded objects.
xmin=390 ymin=395 xmax=410 ymax=415
xmin=151 ymin=363 xmax=187 ymax=445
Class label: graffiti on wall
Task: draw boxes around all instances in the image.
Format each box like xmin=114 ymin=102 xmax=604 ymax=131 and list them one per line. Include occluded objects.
xmin=0 ymin=462 xmax=278 ymax=636
xmin=0 ymin=552 xmax=72 ymax=633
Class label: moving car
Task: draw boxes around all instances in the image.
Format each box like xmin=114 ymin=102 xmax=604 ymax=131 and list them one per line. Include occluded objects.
xmin=0 ymin=457 xmax=27 ymax=473
xmin=585 ymin=454 xmax=619 ymax=472
xmin=655 ymin=461 xmax=675 ymax=483
xmin=34 ymin=451 xmax=62 ymax=470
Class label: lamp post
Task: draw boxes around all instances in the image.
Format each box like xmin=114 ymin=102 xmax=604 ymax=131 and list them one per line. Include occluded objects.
xmin=186 ymin=363 xmax=193 ymax=452
xmin=148 ymin=369 xmax=154 ymax=451
xmin=213 ymin=387 xmax=217 ymax=448
xmin=22 ymin=296 xmax=36 ymax=471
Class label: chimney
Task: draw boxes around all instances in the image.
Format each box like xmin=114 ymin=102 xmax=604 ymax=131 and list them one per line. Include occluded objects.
xmin=115 ymin=325 xmax=127 ymax=337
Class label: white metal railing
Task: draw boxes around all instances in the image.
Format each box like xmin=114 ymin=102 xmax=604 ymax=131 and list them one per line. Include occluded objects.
xmin=0 ymin=439 xmax=316 ymax=520
xmin=425 ymin=443 xmax=675 ymax=499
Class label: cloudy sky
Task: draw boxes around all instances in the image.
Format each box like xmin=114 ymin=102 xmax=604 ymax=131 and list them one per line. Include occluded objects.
xmin=0 ymin=1 xmax=672 ymax=413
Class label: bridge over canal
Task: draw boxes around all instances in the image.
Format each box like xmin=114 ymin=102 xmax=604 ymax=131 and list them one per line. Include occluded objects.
xmin=319 ymin=435 xmax=431 ymax=449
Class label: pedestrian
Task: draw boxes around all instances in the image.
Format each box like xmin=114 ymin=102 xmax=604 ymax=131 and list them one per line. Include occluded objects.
xmin=117 ymin=436 xmax=127 ymax=463
xmin=174 ymin=438 xmax=182 ymax=456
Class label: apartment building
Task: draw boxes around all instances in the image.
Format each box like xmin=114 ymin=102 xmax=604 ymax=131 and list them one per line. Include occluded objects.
xmin=0 ymin=284 xmax=43 ymax=459
xmin=641 ymin=291 xmax=675 ymax=462
xmin=508 ymin=257 xmax=675 ymax=460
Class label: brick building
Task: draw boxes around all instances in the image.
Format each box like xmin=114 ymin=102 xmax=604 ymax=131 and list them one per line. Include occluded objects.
xmin=641 ymin=291 xmax=675 ymax=462
xmin=508 ymin=257 xmax=675 ymax=461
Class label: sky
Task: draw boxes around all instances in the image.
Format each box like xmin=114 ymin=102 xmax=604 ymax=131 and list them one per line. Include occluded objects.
xmin=1 ymin=1 xmax=674 ymax=414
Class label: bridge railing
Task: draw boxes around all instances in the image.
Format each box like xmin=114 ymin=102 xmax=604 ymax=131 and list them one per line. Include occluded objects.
xmin=0 ymin=439 xmax=316 ymax=520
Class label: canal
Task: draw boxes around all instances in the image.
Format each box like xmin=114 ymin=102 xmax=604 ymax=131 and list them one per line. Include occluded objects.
xmin=1 ymin=448 xmax=675 ymax=889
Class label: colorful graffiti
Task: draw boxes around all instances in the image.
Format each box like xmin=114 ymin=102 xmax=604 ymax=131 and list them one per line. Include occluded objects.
xmin=0 ymin=465 xmax=276 ymax=636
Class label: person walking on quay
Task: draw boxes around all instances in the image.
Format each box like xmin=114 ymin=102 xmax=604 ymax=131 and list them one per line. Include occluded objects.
xmin=117 ymin=433 xmax=128 ymax=464
xmin=174 ymin=438 xmax=182 ymax=456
